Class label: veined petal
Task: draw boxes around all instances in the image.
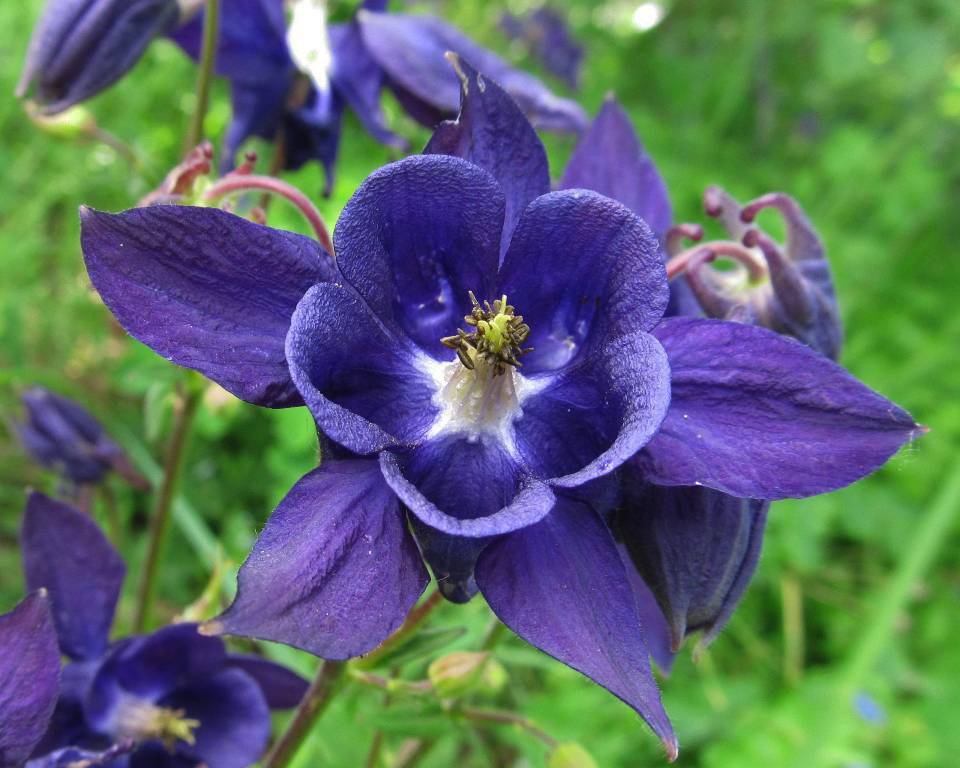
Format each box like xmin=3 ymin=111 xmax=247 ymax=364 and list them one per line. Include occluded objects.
xmin=635 ymin=317 xmax=922 ymax=498
xmin=224 ymin=655 xmax=308 ymax=709
xmin=559 ymin=97 xmax=672 ymax=243
xmin=497 ymin=190 xmax=667 ymax=372
xmin=357 ymin=11 xmax=587 ymax=133
xmin=287 ymin=283 xmax=439 ymax=455
xmin=210 ymin=460 xmax=429 ymax=659
xmin=333 ymin=154 xmax=504 ymax=359
xmin=516 ymin=330 xmax=670 ymax=487
xmin=476 ymin=496 xmax=677 ymax=760
xmin=617 ymin=475 xmax=769 ymax=650
xmin=162 ymin=667 xmax=270 ymax=768
xmin=0 ymin=593 xmax=61 ymax=766
xmin=380 ymin=447 xmax=555 ymax=537
xmin=425 ymin=55 xmax=550 ymax=261
xmin=21 ymin=491 xmax=125 ymax=661
xmin=81 ymin=205 xmax=335 ymax=408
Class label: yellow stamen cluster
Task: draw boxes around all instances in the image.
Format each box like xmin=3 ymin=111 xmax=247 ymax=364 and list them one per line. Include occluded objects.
xmin=441 ymin=293 xmax=532 ymax=376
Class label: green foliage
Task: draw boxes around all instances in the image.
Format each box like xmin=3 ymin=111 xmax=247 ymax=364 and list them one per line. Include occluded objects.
xmin=2 ymin=1 xmax=958 ymax=766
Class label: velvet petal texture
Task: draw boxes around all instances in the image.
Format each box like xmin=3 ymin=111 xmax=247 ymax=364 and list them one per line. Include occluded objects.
xmin=286 ymin=283 xmax=439 ymax=454
xmin=497 ymin=189 xmax=667 ymax=372
xmin=559 ymin=97 xmax=672 ymax=242
xmin=357 ymin=11 xmax=588 ymax=134
xmin=476 ymin=496 xmax=677 ymax=761
xmin=424 ymin=55 xmax=551 ymax=259
xmin=211 ymin=460 xmax=429 ymax=659
xmin=617 ymin=476 xmax=769 ymax=650
xmin=80 ymin=205 xmax=336 ymax=408
xmin=634 ymin=317 xmax=922 ymax=498
xmin=331 ymin=154 xmax=503 ymax=359
xmin=21 ymin=492 xmax=125 ymax=661
xmin=0 ymin=593 xmax=60 ymax=768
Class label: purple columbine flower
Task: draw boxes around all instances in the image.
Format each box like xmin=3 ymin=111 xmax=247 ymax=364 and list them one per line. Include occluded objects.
xmin=16 ymin=0 xmax=183 ymax=115
xmin=0 ymin=592 xmax=61 ymax=767
xmin=15 ymin=387 xmax=149 ymax=495
xmin=78 ymin=58 xmax=920 ymax=759
xmin=20 ymin=492 xmax=307 ymax=768
xmin=501 ymin=6 xmax=585 ymax=90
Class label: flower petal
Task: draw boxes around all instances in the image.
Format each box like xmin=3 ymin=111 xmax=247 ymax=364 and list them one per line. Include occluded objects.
xmin=425 ymin=55 xmax=550 ymax=260
xmin=21 ymin=491 xmax=125 ymax=661
xmin=0 ymin=593 xmax=61 ymax=766
xmin=379 ymin=443 xmax=555 ymax=538
xmin=408 ymin=517 xmax=490 ymax=603
xmin=224 ymin=655 xmax=308 ymax=709
xmin=617 ymin=472 xmax=769 ymax=650
xmin=357 ymin=11 xmax=587 ymax=133
xmin=635 ymin=317 xmax=923 ymax=498
xmin=211 ymin=460 xmax=429 ymax=659
xmin=287 ymin=282 xmax=439 ymax=454
xmin=475 ymin=496 xmax=677 ymax=760
xmin=81 ymin=205 xmax=335 ymax=408
xmin=515 ymin=330 xmax=670 ymax=487
xmin=162 ymin=667 xmax=270 ymax=768
xmin=559 ymin=97 xmax=672 ymax=242
xmin=497 ymin=190 xmax=667 ymax=372
xmin=333 ymin=154 xmax=504 ymax=359
xmin=618 ymin=547 xmax=676 ymax=675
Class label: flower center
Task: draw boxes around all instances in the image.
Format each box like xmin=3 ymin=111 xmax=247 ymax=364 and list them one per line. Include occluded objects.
xmin=429 ymin=293 xmax=539 ymax=443
xmin=441 ymin=293 xmax=531 ymax=376
xmin=111 ymin=699 xmax=201 ymax=752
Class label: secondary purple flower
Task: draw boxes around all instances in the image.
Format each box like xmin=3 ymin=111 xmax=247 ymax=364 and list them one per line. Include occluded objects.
xmin=21 ymin=492 xmax=307 ymax=768
xmin=16 ymin=0 xmax=182 ymax=114
xmin=501 ymin=6 xmax=584 ymax=89
xmin=0 ymin=592 xmax=61 ymax=767
xmin=15 ymin=387 xmax=148 ymax=493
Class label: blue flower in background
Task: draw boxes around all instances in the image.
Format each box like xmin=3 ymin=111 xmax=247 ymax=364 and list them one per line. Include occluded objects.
xmin=18 ymin=492 xmax=307 ymax=768
xmin=501 ymin=6 xmax=584 ymax=89
xmin=15 ymin=388 xmax=149 ymax=494
xmin=78 ymin=57 xmax=921 ymax=759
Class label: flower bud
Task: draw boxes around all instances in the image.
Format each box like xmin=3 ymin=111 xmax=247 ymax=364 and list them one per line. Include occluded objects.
xmin=669 ymin=187 xmax=842 ymax=360
xmin=15 ymin=387 xmax=149 ymax=491
xmin=17 ymin=0 xmax=181 ymax=115
xmin=548 ymin=743 xmax=600 ymax=768
xmin=427 ymin=651 xmax=506 ymax=699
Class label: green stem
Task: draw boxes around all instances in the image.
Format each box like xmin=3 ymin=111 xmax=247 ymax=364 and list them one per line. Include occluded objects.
xmin=100 ymin=483 xmax=123 ymax=549
xmin=780 ymin=572 xmax=804 ymax=684
xmin=263 ymin=660 xmax=348 ymax=768
xmin=455 ymin=707 xmax=557 ymax=749
xmin=133 ymin=384 xmax=202 ymax=633
xmin=480 ymin=618 xmax=507 ymax=651
xmin=183 ymin=0 xmax=221 ymax=153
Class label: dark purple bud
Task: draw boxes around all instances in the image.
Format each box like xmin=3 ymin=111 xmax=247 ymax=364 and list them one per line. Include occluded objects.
xmin=17 ymin=0 xmax=182 ymax=114
xmin=0 ymin=593 xmax=61 ymax=767
xmin=15 ymin=387 xmax=148 ymax=490
xmin=670 ymin=186 xmax=842 ymax=359
xmin=615 ymin=469 xmax=768 ymax=652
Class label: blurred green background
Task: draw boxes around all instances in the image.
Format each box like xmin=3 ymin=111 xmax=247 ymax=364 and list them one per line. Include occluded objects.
xmin=1 ymin=0 xmax=958 ymax=766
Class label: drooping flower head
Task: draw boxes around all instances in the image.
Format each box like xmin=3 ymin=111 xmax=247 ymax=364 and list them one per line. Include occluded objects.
xmin=79 ymin=57 xmax=921 ymax=759
xmin=20 ymin=492 xmax=307 ymax=768
xmin=15 ymin=387 xmax=149 ymax=494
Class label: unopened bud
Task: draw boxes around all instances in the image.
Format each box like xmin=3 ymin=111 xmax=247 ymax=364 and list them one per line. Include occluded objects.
xmin=548 ymin=743 xmax=599 ymax=768
xmin=428 ymin=651 xmax=505 ymax=699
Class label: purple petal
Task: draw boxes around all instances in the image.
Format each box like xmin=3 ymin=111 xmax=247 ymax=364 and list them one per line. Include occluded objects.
xmin=407 ymin=518 xmax=489 ymax=603
xmin=357 ymin=11 xmax=587 ymax=133
xmin=559 ymin=97 xmax=672 ymax=242
xmin=163 ymin=668 xmax=270 ymax=768
xmin=424 ymin=55 xmax=550 ymax=260
xmin=332 ymin=154 xmax=504 ymax=359
xmin=380 ymin=446 xmax=555 ymax=538
xmin=81 ymin=205 xmax=335 ymax=408
xmin=21 ymin=491 xmax=125 ymax=661
xmin=515 ymin=331 xmax=670 ymax=486
xmin=224 ymin=655 xmax=308 ymax=709
xmin=635 ymin=317 xmax=922 ymax=498
xmin=497 ymin=190 xmax=668 ymax=372
xmin=211 ymin=460 xmax=429 ymax=659
xmin=282 ymin=85 xmax=344 ymax=194
xmin=286 ymin=283 xmax=439 ymax=454
xmin=0 ymin=593 xmax=61 ymax=766
xmin=617 ymin=473 xmax=769 ymax=649
xmin=475 ymin=497 xmax=677 ymax=760
xmin=619 ymin=550 xmax=676 ymax=674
